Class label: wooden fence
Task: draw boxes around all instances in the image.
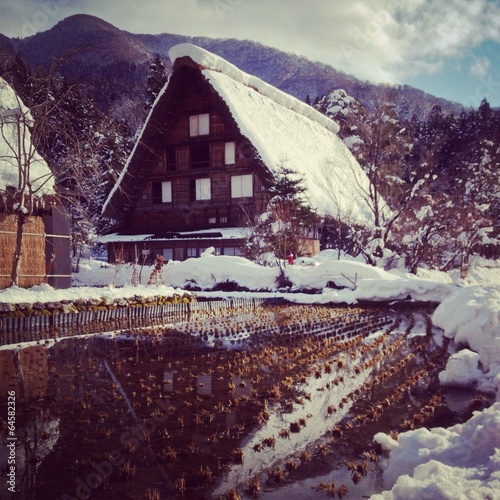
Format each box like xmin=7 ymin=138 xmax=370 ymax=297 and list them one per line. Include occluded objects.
xmin=0 ymin=297 xmax=270 ymax=346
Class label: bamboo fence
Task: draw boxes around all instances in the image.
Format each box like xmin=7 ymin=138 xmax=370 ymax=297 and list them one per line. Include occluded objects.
xmin=0 ymin=214 xmax=46 ymax=288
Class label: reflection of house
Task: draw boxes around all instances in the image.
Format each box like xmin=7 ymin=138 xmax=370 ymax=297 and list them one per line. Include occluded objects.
xmin=101 ymin=44 xmax=374 ymax=262
xmin=0 ymin=78 xmax=71 ymax=288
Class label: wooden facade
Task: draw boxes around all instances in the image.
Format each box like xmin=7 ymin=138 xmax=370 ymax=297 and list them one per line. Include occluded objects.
xmin=103 ymin=55 xmax=321 ymax=262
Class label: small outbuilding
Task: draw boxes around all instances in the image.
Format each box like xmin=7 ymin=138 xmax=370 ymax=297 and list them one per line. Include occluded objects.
xmin=0 ymin=78 xmax=71 ymax=288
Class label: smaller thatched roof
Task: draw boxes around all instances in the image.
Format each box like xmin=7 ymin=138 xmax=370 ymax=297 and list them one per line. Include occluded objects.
xmin=0 ymin=78 xmax=55 ymax=196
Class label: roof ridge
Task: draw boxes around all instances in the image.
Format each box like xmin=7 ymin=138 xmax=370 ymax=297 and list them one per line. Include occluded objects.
xmin=168 ymin=43 xmax=339 ymax=134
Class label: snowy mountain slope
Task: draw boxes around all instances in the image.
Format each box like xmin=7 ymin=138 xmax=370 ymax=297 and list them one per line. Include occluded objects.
xmin=3 ymin=14 xmax=463 ymax=119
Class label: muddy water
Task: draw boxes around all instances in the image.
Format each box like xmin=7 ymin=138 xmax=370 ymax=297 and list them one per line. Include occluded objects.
xmin=0 ymin=304 xmax=489 ymax=499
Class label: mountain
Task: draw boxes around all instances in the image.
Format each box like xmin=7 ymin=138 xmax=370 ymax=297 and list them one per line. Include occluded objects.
xmin=2 ymin=14 xmax=462 ymax=120
xmin=0 ymin=33 xmax=14 ymax=66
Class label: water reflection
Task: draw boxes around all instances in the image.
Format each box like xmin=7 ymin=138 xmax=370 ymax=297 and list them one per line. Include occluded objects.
xmin=0 ymin=304 xmax=486 ymax=499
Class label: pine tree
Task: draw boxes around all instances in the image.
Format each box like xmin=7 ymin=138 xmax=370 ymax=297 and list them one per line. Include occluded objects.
xmin=244 ymin=161 xmax=319 ymax=262
xmin=145 ymin=54 xmax=168 ymax=111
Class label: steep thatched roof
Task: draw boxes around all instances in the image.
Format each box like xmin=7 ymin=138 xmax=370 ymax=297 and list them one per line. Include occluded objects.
xmin=104 ymin=44 xmax=379 ymax=226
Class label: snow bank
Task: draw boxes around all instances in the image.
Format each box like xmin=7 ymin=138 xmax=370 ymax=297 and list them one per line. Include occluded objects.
xmin=372 ymin=285 xmax=500 ymax=500
xmin=371 ymin=403 xmax=500 ymax=500
xmin=433 ymin=285 xmax=500 ymax=394
xmin=285 ymin=258 xmax=397 ymax=289
xmin=163 ymin=255 xmax=452 ymax=303
xmin=0 ymin=282 xmax=187 ymax=306
xmin=0 ymin=253 xmax=456 ymax=307
xmin=163 ymin=254 xmax=279 ymax=291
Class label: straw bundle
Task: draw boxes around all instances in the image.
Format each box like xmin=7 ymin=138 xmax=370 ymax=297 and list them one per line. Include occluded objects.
xmin=0 ymin=213 xmax=46 ymax=288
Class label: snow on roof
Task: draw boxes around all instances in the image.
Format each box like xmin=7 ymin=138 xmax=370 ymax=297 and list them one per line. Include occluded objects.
xmin=169 ymin=43 xmax=340 ymax=135
xmin=170 ymin=44 xmax=375 ymax=225
xmin=0 ymin=78 xmax=55 ymax=195
xmin=206 ymin=69 xmax=373 ymax=223
xmin=98 ymin=227 xmax=247 ymax=244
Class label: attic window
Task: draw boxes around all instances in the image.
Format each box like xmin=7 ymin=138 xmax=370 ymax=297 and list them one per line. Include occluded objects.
xmin=189 ymin=113 xmax=210 ymax=136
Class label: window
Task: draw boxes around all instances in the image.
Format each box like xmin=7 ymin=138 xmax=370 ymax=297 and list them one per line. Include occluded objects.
xmin=167 ymin=147 xmax=176 ymax=170
xmin=162 ymin=248 xmax=173 ymax=261
xmin=224 ymin=246 xmax=243 ymax=256
xmin=219 ymin=216 xmax=228 ymax=224
xmin=195 ymin=178 xmax=211 ymax=200
xmin=189 ymin=113 xmax=210 ymax=136
xmin=191 ymin=142 xmax=210 ymax=169
xmin=152 ymin=181 xmax=172 ymax=204
xmin=187 ymin=247 xmax=197 ymax=258
xmin=231 ymin=174 xmax=253 ymax=198
xmin=208 ymin=217 xmax=217 ymax=224
xmin=224 ymin=141 xmax=235 ymax=165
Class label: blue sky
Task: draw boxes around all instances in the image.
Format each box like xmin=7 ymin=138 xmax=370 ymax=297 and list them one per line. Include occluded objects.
xmin=1 ymin=0 xmax=499 ymax=107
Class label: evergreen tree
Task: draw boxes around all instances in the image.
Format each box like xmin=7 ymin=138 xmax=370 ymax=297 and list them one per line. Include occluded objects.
xmin=244 ymin=162 xmax=319 ymax=263
xmin=145 ymin=54 xmax=168 ymax=111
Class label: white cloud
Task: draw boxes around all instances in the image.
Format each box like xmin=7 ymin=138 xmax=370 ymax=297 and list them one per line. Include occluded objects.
xmin=470 ymin=57 xmax=491 ymax=77
xmin=0 ymin=0 xmax=499 ymax=87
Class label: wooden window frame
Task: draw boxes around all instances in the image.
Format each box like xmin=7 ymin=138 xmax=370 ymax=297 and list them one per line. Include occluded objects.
xmin=194 ymin=177 xmax=211 ymax=201
xmin=231 ymin=174 xmax=253 ymax=198
xmin=224 ymin=141 xmax=236 ymax=165
xmin=189 ymin=113 xmax=210 ymax=137
xmin=152 ymin=181 xmax=172 ymax=204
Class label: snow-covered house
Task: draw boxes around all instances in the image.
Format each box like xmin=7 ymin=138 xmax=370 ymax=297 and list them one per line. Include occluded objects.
xmin=101 ymin=44 xmax=374 ymax=262
xmin=0 ymin=78 xmax=71 ymax=288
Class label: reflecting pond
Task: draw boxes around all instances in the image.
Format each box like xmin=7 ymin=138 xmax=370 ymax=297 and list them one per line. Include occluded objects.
xmin=0 ymin=303 xmax=489 ymax=499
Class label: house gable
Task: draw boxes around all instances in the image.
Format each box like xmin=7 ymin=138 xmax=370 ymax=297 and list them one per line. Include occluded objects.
xmin=103 ymin=58 xmax=270 ymax=235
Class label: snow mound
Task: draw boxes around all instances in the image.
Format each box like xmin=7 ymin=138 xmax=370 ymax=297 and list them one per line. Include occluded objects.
xmin=433 ymin=285 xmax=500 ymax=394
xmin=371 ymin=402 xmax=500 ymax=500
xmin=439 ymin=349 xmax=485 ymax=388
xmin=285 ymin=258 xmax=397 ymax=290
xmin=165 ymin=254 xmax=279 ymax=291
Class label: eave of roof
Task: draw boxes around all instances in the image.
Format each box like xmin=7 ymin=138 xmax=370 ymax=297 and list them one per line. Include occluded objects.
xmin=98 ymin=227 xmax=247 ymax=244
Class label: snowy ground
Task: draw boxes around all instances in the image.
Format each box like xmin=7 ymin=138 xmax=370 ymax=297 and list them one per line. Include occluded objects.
xmin=1 ymin=250 xmax=499 ymax=499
